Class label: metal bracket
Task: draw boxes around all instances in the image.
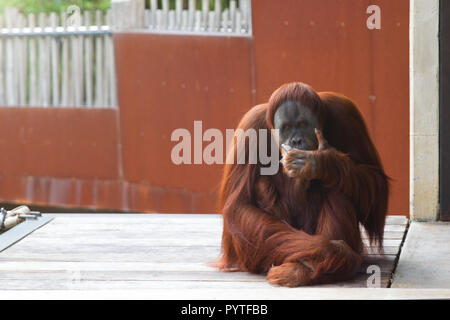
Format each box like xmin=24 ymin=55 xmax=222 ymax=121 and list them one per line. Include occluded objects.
xmin=0 ymin=215 xmax=53 ymax=252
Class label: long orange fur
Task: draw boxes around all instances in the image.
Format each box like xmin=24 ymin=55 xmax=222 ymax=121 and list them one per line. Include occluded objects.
xmin=216 ymin=82 xmax=389 ymax=287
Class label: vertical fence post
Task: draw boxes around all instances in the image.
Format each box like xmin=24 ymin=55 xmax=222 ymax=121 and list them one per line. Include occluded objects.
xmin=0 ymin=15 xmax=3 ymax=106
xmin=241 ymin=0 xmax=250 ymax=33
xmin=229 ymin=0 xmax=236 ymax=33
xmin=106 ymin=10 xmax=117 ymax=107
xmin=84 ymin=11 xmax=93 ymax=107
xmin=175 ymin=0 xmax=182 ymax=30
xmin=162 ymin=0 xmax=169 ymax=30
xmin=70 ymin=10 xmax=82 ymax=107
xmin=102 ymin=12 xmax=109 ymax=106
xmin=28 ymin=13 xmax=38 ymax=106
xmin=188 ymin=0 xmax=195 ymax=31
xmin=17 ymin=13 xmax=27 ymax=106
xmin=202 ymin=0 xmax=209 ymax=31
xmin=50 ymin=12 xmax=60 ymax=107
xmin=5 ymin=8 xmax=18 ymax=106
xmin=111 ymin=0 xmax=145 ymax=31
xmin=60 ymin=11 xmax=71 ymax=107
xmin=95 ymin=10 xmax=104 ymax=107
xmin=214 ymin=0 xmax=222 ymax=32
xmin=39 ymin=13 xmax=51 ymax=106
xmin=150 ymin=0 xmax=157 ymax=30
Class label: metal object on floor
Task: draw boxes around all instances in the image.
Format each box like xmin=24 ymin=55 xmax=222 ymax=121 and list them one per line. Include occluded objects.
xmin=0 ymin=206 xmax=53 ymax=252
xmin=0 ymin=206 xmax=43 ymax=233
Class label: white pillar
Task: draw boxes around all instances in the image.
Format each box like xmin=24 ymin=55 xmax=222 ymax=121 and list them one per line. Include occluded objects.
xmin=410 ymin=0 xmax=440 ymax=220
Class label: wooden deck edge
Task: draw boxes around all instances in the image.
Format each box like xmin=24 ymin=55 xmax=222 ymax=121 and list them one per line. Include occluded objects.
xmin=0 ymin=288 xmax=448 ymax=300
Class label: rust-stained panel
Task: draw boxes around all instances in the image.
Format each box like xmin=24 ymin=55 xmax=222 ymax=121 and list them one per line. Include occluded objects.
xmin=0 ymin=108 xmax=120 ymax=209
xmin=114 ymin=33 xmax=254 ymax=195
xmin=0 ymin=1 xmax=409 ymax=215
xmin=252 ymin=0 xmax=409 ymax=215
xmin=0 ymin=108 xmax=119 ymax=179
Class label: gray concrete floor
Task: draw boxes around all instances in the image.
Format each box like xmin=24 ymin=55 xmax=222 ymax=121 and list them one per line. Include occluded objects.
xmin=391 ymin=221 xmax=450 ymax=289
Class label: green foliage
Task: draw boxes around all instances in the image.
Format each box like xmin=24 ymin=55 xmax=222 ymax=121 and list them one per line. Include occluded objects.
xmin=0 ymin=0 xmax=236 ymax=14
xmin=0 ymin=0 xmax=111 ymax=15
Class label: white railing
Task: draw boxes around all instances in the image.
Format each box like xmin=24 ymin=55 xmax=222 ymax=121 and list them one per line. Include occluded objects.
xmin=0 ymin=1 xmax=252 ymax=108
xmin=0 ymin=7 xmax=117 ymax=108
xmin=143 ymin=0 xmax=252 ymax=35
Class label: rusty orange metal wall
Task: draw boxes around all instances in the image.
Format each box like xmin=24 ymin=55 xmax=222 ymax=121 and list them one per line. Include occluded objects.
xmin=0 ymin=34 xmax=255 ymax=213
xmin=0 ymin=0 xmax=409 ymax=215
xmin=114 ymin=33 xmax=255 ymax=212
xmin=0 ymin=108 xmax=121 ymax=209
xmin=252 ymin=0 xmax=409 ymax=215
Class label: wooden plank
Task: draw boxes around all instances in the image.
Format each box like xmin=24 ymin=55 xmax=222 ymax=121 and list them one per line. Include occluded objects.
xmin=0 ymin=288 xmax=448 ymax=300
xmin=0 ymin=244 xmax=220 ymax=263
xmin=0 ymin=261 xmax=216 ymax=272
xmin=40 ymin=213 xmax=407 ymax=226
xmin=0 ymin=257 xmax=394 ymax=274
xmin=0 ymin=261 xmax=392 ymax=281
xmin=0 ymin=276 xmax=390 ymax=290
xmin=363 ymin=246 xmax=399 ymax=255
xmin=381 ymin=231 xmax=408 ymax=239
xmin=23 ymin=226 xmax=404 ymax=241
xmin=0 ymin=269 xmax=266 ymax=282
xmin=0 ymin=248 xmax=397 ymax=268
xmin=0 ymin=234 xmax=401 ymax=249
xmin=19 ymin=215 xmax=404 ymax=242
xmin=0 ymin=268 xmax=393 ymax=283
xmin=385 ymin=215 xmax=408 ymax=225
xmin=0 ymin=214 xmax=406 ymax=290
xmin=374 ymin=224 xmax=406 ymax=232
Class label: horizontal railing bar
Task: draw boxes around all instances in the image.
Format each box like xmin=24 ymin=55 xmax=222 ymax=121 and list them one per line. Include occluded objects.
xmin=0 ymin=25 xmax=111 ymax=37
xmin=125 ymin=29 xmax=252 ymax=37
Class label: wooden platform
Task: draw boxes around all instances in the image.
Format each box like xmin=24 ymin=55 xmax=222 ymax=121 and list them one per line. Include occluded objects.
xmin=0 ymin=214 xmax=407 ymax=290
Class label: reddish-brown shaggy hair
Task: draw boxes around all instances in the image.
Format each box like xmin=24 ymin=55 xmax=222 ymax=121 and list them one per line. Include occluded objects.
xmin=266 ymin=82 xmax=326 ymax=130
xmin=216 ymin=82 xmax=389 ymax=287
